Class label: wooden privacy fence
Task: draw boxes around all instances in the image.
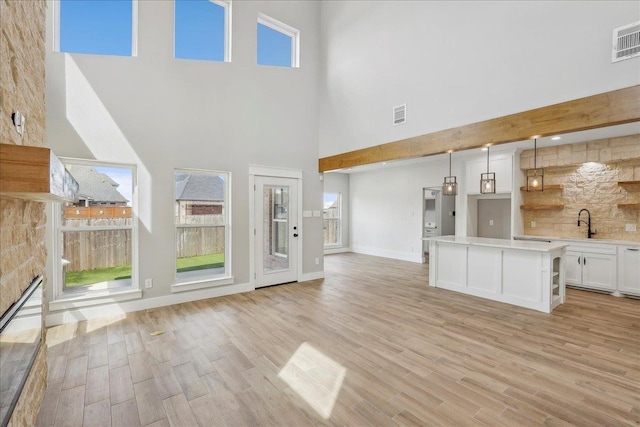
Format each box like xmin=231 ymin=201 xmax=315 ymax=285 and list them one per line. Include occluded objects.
xmin=63 ymin=229 xmax=132 ymax=273
xmin=63 ymin=215 xmax=225 ymax=272
xmin=323 ymin=219 xmax=339 ymax=245
xmin=176 ymin=227 xmax=225 ymax=258
xmin=65 ymin=206 xmax=132 ymax=219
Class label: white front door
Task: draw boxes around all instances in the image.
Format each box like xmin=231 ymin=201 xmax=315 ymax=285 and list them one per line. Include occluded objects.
xmin=254 ymin=176 xmax=299 ymax=288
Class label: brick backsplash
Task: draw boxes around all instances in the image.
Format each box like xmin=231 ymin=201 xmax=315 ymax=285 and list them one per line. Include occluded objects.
xmin=520 ymin=135 xmax=640 ymax=242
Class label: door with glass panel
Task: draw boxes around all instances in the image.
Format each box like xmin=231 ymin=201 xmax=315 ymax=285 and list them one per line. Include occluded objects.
xmin=254 ymin=176 xmax=299 ymax=288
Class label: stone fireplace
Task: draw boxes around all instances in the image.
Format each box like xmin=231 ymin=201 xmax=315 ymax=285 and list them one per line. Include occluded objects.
xmin=0 ymin=276 xmax=44 ymax=426
xmin=1 ymin=1 xmax=50 ymax=425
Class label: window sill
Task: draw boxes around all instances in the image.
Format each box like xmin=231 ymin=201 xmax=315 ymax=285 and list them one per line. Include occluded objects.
xmin=324 ymin=244 xmax=343 ymax=249
xmin=49 ymin=288 xmax=142 ymax=312
xmin=172 ymin=276 xmax=234 ymax=293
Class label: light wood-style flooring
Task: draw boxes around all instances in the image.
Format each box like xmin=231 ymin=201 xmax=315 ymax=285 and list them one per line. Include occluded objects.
xmin=36 ymin=253 xmax=640 ymax=426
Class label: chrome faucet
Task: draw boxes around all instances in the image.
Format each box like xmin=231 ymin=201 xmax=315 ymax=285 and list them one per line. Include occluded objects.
xmin=577 ymin=208 xmax=597 ymax=239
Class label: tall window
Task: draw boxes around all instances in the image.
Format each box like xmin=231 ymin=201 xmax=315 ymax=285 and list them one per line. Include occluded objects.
xmin=257 ymin=13 xmax=300 ymax=68
xmin=56 ymin=0 xmax=137 ymax=56
xmin=323 ymin=193 xmax=341 ymax=247
xmin=175 ymin=0 xmax=231 ymax=62
xmin=175 ymin=170 xmax=231 ymax=287
xmin=55 ymin=161 xmax=137 ymax=296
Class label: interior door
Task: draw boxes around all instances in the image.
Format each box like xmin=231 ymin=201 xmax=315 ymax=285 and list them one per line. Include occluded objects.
xmin=254 ymin=176 xmax=299 ymax=288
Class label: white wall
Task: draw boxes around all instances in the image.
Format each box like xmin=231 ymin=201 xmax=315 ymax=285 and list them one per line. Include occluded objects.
xmin=319 ymin=1 xmax=640 ymax=157
xmin=323 ymin=172 xmax=350 ymax=252
xmin=349 ymin=156 xmax=464 ymax=262
xmin=45 ymin=0 xmax=323 ymax=321
xmin=349 ymin=148 xmax=526 ymax=261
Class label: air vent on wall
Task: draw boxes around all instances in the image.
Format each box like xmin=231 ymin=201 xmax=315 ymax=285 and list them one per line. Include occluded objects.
xmin=393 ymin=104 xmax=406 ymax=126
xmin=612 ymin=21 xmax=640 ymax=63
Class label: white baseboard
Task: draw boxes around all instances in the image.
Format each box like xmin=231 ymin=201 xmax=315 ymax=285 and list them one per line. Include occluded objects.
xmin=299 ymin=271 xmax=325 ymax=282
xmin=324 ymin=247 xmax=350 ymax=255
xmin=46 ymin=282 xmax=254 ymax=327
xmin=351 ymin=245 xmax=422 ymax=263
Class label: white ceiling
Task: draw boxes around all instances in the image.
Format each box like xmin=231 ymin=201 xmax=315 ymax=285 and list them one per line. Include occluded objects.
xmin=329 ymin=121 xmax=640 ymax=174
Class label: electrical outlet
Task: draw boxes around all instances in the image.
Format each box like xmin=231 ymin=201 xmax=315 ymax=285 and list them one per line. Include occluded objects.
xmin=626 ymin=223 xmax=637 ymax=232
xmin=144 ymin=278 xmax=153 ymax=289
xmin=489 ymin=220 xmax=494 ymax=226
xmin=315 ymin=258 xmax=319 ymax=265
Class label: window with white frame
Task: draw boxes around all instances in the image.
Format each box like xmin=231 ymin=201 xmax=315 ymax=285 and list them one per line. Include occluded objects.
xmin=55 ymin=161 xmax=137 ymax=297
xmin=55 ymin=0 xmax=138 ymax=56
xmin=257 ymin=13 xmax=300 ymax=68
xmin=175 ymin=170 xmax=231 ymax=287
xmin=174 ymin=0 xmax=231 ymax=62
xmin=323 ymin=193 xmax=341 ymax=246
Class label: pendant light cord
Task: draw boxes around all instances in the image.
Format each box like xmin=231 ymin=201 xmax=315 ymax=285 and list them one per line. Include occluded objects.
xmin=534 ymin=138 xmax=538 ymax=169
xmin=486 ymin=146 xmax=490 ymax=173
xmin=449 ymin=152 xmax=452 ymax=176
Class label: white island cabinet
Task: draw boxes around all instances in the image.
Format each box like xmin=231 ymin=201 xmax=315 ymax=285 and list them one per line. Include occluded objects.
xmin=428 ymin=236 xmax=567 ymax=313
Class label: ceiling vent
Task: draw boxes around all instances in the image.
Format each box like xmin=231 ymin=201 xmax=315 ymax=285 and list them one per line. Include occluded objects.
xmin=393 ymin=104 xmax=406 ymax=126
xmin=612 ymin=21 xmax=640 ymax=63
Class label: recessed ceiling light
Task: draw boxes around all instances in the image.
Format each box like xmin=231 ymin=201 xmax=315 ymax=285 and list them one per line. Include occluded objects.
xmin=382 ymin=162 xmax=387 ymax=165
xmin=481 ymin=147 xmax=488 ymax=151
xmin=551 ymin=136 xmax=562 ymax=141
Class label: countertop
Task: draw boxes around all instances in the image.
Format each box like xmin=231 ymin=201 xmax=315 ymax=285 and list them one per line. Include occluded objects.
xmin=513 ymin=235 xmax=640 ymax=247
xmin=426 ymin=236 xmax=568 ymax=252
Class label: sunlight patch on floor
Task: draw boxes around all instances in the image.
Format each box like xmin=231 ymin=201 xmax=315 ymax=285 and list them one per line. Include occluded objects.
xmin=278 ymin=342 xmax=347 ymax=419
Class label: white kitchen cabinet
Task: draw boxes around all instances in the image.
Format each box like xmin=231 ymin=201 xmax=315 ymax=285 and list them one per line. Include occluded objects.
xmin=429 ymin=236 xmax=565 ymax=313
xmin=565 ymin=251 xmax=581 ymax=284
xmin=618 ymin=246 xmax=640 ymax=295
xmin=564 ymin=244 xmax=616 ymax=291
xmin=465 ymin=155 xmax=513 ymax=195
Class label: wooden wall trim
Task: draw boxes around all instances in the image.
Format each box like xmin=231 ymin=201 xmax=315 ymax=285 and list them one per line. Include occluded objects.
xmin=318 ymin=85 xmax=640 ymax=172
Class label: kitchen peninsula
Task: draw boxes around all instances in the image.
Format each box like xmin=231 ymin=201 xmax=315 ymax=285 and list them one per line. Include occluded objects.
xmin=427 ymin=236 xmax=567 ymax=313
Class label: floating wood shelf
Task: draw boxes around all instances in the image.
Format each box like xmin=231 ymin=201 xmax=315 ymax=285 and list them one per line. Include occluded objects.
xmin=618 ymin=181 xmax=640 ymax=190
xmin=520 ymin=205 xmax=565 ymax=210
xmin=0 ymin=143 xmax=79 ymax=202
xmin=519 ymin=184 xmax=564 ymax=191
xmin=617 ymin=203 xmax=640 ymax=209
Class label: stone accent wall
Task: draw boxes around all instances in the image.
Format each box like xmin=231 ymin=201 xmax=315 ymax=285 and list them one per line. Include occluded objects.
xmin=520 ymin=135 xmax=640 ymax=241
xmin=7 ymin=347 xmax=47 ymax=427
xmin=1 ymin=0 xmax=49 ymax=425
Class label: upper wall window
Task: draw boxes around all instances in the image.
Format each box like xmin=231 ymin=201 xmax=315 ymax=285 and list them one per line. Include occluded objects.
xmin=55 ymin=0 xmax=138 ymax=56
xmin=257 ymin=13 xmax=299 ymax=68
xmin=175 ymin=0 xmax=231 ymax=62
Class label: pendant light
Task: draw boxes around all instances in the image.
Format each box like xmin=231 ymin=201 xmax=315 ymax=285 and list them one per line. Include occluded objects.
xmin=526 ymin=138 xmax=544 ymax=192
xmin=442 ymin=151 xmax=458 ymax=196
xmin=480 ymin=146 xmax=496 ymax=194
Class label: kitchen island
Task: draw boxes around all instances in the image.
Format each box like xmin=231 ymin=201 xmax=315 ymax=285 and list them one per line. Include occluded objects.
xmin=426 ymin=236 xmax=567 ymax=313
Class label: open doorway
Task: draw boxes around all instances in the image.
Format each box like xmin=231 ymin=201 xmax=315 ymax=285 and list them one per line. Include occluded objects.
xmin=422 ymin=187 xmax=455 ymax=262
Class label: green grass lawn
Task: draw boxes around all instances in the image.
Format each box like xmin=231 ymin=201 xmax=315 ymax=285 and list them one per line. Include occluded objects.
xmin=65 ymin=253 xmax=224 ymax=286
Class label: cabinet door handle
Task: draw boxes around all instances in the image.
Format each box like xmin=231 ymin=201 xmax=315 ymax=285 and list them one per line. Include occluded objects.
xmin=627 ymin=248 xmax=639 ymax=252
xmin=578 ymin=256 xmax=581 ymax=264
xmin=583 ymin=257 xmax=586 ymax=265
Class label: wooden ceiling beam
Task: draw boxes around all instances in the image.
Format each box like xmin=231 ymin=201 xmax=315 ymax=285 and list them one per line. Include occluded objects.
xmin=318 ymin=85 xmax=640 ymax=172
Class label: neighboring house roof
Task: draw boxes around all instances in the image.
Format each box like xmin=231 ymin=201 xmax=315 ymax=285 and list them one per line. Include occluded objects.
xmin=66 ymin=165 xmax=129 ymax=204
xmin=324 ymin=200 xmax=338 ymax=210
xmin=175 ymin=173 xmax=224 ymax=202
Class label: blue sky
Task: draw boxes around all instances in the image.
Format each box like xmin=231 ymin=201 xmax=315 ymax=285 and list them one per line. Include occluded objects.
xmin=60 ymin=0 xmax=293 ymax=66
